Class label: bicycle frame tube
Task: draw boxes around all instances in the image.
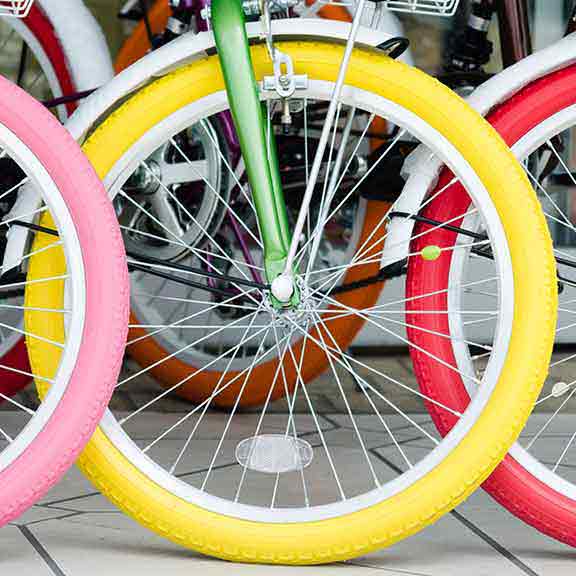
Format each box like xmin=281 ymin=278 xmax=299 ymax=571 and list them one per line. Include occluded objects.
xmin=496 ymin=0 xmax=532 ymax=67
xmin=211 ymin=0 xmax=291 ymax=284
xmin=565 ymin=2 xmax=576 ymax=36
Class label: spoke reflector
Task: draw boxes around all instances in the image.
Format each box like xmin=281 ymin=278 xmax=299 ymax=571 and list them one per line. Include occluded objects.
xmin=235 ymin=435 xmax=313 ymax=474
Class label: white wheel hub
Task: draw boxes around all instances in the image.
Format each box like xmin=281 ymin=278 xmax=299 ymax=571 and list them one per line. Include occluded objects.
xmin=270 ymin=273 xmax=295 ymax=303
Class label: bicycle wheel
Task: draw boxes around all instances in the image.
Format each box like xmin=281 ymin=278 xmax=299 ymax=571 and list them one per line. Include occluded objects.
xmin=0 ymin=3 xmax=76 ymax=401
xmin=407 ymin=64 xmax=576 ymax=547
xmin=0 ymin=74 xmax=128 ymax=526
xmin=27 ymin=41 xmax=555 ymax=563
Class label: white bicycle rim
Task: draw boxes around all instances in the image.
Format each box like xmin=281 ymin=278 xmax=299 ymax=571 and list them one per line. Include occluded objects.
xmin=93 ymin=78 xmax=516 ymax=523
xmin=0 ymin=119 xmax=86 ymax=471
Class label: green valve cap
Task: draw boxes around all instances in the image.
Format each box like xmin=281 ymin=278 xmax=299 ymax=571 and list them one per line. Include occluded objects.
xmin=421 ymin=245 xmax=442 ymax=261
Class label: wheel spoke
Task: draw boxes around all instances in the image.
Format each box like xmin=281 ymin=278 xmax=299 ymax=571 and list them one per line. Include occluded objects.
xmin=234 ymin=321 xmax=299 ymax=503
xmin=284 ymin=319 xmax=347 ymax=501
xmin=283 ymin=314 xmax=442 ymax=445
xmin=313 ymin=311 xmax=413 ymax=470
xmin=553 ymin=430 xmax=576 ymax=473
xmin=127 ymin=288 xmax=258 ymax=346
xmin=311 ymin=293 xmax=472 ymax=411
xmin=120 ymin=188 xmax=260 ymax=307
xmin=119 ymin=305 xmax=262 ymax=389
xmin=167 ymin=138 xmax=263 ymax=249
xmin=313 ymin=311 xmax=380 ymax=487
xmin=526 ymin=386 xmax=576 ymax=450
xmin=139 ymin=320 xmax=290 ymax=452
xmin=201 ymin=321 xmax=273 ymax=490
xmin=169 ymin=306 xmax=267 ymax=475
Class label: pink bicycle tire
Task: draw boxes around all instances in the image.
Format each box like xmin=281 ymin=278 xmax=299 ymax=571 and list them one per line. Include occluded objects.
xmin=0 ymin=75 xmax=128 ymax=526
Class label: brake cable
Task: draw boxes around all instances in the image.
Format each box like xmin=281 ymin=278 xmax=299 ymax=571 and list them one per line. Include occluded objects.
xmin=7 ymin=216 xmax=576 ymax=298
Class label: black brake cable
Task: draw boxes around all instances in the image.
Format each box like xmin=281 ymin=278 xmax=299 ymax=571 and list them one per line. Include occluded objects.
xmin=127 ymin=252 xmax=271 ymax=291
xmin=128 ymin=261 xmax=239 ymax=298
xmin=7 ymin=216 xmax=576 ymax=298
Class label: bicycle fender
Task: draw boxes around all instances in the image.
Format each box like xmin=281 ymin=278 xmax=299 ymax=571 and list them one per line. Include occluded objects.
xmin=66 ymin=19 xmax=396 ymax=145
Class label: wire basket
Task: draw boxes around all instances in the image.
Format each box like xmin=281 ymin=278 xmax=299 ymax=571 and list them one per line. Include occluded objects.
xmin=379 ymin=0 xmax=460 ymax=16
xmin=0 ymin=0 xmax=34 ymax=18
xmin=315 ymin=0 xmax=460 ymax=17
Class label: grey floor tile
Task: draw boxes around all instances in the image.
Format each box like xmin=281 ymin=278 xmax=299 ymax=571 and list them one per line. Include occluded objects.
xmin=458 ymin=488 xmax=576 ymax=576
xmin=352 ymin=511 xmax=532 ymax=576
xmin=0 ymin=525 xmax=51 ymax=574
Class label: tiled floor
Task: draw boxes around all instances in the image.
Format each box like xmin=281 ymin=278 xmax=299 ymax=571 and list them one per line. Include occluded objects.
xmin=3 ymin=353 xmax=576 ymax=574
xmin=3 ymin=410 xmax=576 ymax=575
xmin=4 ymin=464 xmax=576 ymax=575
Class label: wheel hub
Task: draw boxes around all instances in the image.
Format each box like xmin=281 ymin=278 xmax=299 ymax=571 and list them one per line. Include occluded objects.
xmin=270 ymin=273 xmax=295 ymax=303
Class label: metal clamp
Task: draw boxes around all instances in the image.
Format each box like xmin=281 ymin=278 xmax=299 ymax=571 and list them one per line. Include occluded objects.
xmin=259 ymin=0 xmax=307 ymax=132
xmin=260 ymin=0 xmax=297 ymax=95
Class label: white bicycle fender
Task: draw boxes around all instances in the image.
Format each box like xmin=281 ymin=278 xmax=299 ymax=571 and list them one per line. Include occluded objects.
xmin=382 ymin=32 xmax=576 ymax=268
xmin=37 ymin=0 xmax=114 ymax=91
xmin=66 ymin=19 xmax=395 ymax=143
xmin=1 ymin=1 xmax=113 ymax=123
xmin=468 ymin=32 xmax=576 ymax=116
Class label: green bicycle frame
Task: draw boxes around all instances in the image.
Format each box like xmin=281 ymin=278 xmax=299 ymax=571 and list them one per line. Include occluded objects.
xmin=211 ymin=0 xmax=292 ymax=285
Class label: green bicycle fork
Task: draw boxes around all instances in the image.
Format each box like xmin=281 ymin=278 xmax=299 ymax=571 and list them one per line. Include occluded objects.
xmin=211 ymin=0 xmax=296 ymax=299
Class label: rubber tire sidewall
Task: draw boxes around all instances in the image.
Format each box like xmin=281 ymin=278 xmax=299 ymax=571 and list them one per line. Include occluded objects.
xmin=0 ymin=76 xmax=129 ymax=527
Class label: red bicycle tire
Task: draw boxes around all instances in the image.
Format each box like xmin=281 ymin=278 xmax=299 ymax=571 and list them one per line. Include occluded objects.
xmin=407 ymin=65 xmax=576 ymax=547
